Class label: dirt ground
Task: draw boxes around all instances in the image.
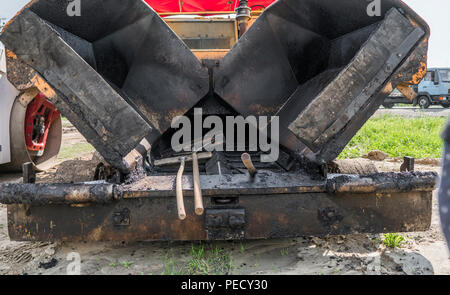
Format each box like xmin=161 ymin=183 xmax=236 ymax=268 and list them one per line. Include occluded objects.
xmin=0 ymin=130 xmax=449 ymax=275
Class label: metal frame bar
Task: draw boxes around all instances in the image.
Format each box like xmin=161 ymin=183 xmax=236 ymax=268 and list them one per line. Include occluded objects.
xmin=1 ymin=171 xmax=437 ymax=242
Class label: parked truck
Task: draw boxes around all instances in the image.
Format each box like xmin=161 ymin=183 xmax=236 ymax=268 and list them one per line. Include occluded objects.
xmin=383 ymin=68 xmax=450 ymax=108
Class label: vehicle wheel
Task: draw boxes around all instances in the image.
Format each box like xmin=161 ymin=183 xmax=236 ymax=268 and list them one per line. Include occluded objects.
xmin=418 ymin=96 xmax=431 ymax=109
xmin=0 ymin=93 xmax=62 ymax=172
xmin=382 ymin=103 xmax=395 ymax=109
xmin=442 ymin=103 xmax=450 ymax=109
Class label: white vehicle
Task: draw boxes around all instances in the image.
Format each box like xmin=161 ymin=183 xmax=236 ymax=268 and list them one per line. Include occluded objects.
xmin=0 ymin=43 xmax=62 ymax=172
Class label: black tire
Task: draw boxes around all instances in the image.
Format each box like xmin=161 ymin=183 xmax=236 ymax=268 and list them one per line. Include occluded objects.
xmin=382 ymin=103 xmax=395 ymax=109
xmin=441 ymin=103 xmax=450 ymax=109
xmin=418 ymin=96 xmax=431 ymax=109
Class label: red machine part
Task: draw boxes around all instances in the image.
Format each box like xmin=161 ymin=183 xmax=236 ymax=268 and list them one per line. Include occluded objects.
xmin=24 ymin=93 xmax=60 ymax=152
xmin=145 ymin=0 xmax=276 ymax=14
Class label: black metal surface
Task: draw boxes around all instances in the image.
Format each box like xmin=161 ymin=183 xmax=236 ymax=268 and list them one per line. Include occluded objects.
xmin=327 ymin=171 xmax=437 ymax=194
xmin=289 ymin=23 xmax=424 ymax=150
xmin=214 ymin=0 xmax=429 ymax=161
xmin=0 ymin=170 xmax=437 ymax=203
xmin=1 ymin=8 xmax=151 ymax=173
xmin=401 ymin=156 xmax=415 ymax=172
xmin=112 ymin=208 xmax=131 ymax=227
xmin=0 ymin=183 xmax=115 ymax=205
xmin=22 ymin=162 xmax=36 ymax=184
xmin=0 ymin=0 xmax=210 ymax=172
xmin=205 ymin=208 xmax=246 ymax=240
xmin=1 ymin=0 xmax=429 ymax=171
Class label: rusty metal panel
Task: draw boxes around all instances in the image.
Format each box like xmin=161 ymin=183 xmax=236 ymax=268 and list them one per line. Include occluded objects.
xmin=0 ymin=171 xmax=436 ymax=204
xmin=0 ymin=171 xmax=436 ymax=241
xmin=6 ymin=190 xmax=432 ymax=242
xmin=0 ymin=183 xmax=115 ymax=205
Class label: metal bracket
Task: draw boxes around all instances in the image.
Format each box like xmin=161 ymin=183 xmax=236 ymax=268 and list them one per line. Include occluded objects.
xmin=205 ymin=208 xmax=246 ymax=240
xmin=112 ymin=208 xmax=131 ymax=226
xmin=23 ymin=162 xmax=36 ymax=184
xmin=401 ymin=156 xmax=415 ymax=172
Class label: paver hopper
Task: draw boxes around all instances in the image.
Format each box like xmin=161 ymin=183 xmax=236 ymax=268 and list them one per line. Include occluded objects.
xmin=0 ymin=0 xmax=437 ymax=241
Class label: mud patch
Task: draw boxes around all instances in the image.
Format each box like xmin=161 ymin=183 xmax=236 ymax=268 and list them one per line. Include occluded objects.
xmin=38 ymin=152 xmax=99 ymax=183
xmin=364 ymin=150 xmax=389 ymax=161
xmin=39 ymin=258 xmax=58 ymax=270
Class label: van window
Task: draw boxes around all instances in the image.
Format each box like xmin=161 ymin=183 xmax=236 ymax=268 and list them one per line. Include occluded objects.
xmin=439 ymin=70 xmax=450 ymax=83
xmin=423 ymin=71 xmax=435 ymax=81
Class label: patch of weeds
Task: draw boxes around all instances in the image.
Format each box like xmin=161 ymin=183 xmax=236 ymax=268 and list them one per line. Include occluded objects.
xmin=161 ymin=243 xmax=234 ymax=275
xmin=383 ymin=233 xmax=405 ymax=249
xmin=161 ymin=253 xmax=183 ymax=275
xmin=120 ymin=261 xmax=134 ymax=269
xmin=280 ymin=248 xmax=289 ymax=256
xmin=109 ymin=262 xmax=117 ymax=267
xmin=240 ymin=243 xmax=245 ymax=254
xmin=184 ymin=243 xmax=234 ymax=275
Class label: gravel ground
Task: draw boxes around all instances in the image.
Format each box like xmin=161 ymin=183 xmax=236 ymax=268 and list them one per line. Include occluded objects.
xmin=375 ymin=106 xmax=450 ymax=118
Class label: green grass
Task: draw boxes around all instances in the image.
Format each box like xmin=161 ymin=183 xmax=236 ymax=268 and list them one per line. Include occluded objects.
xmin=339 ymin=115 xmax=447 ymax=159
xmin=383 ymin=233 xmax=406 ymax=249
xmin=240 ymin=243 xmax=245 ymax=254
xmin=162 ymin=243 xmax=234 ymax=275
xmin=185 ymin=244 xmax=233 ymax=275
xmin=162 ymin=253 xmax=184 ymax=275
xmin=120 ymin=261 xmax=134 ymax=269
xmin=57 ymin=142 xmax=95 ymax=161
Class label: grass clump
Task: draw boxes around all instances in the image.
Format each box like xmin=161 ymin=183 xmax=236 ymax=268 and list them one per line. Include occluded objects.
xmin=162 ymin=253 xmax=184 ymax=275
xmin=120 ymin=261 xmax=133 ymax=269
xmin=185 ymin=243 xmax=233 ymax=275
xmin=339 ymin=115 xmax=447 ymax=159
xmin=383 ymin=233 xmax=405 ymax=249
xmin=240 ymin=243 xmax=245 ymax=254
xmin=162 ymin=243 xmax=234 ymax=275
